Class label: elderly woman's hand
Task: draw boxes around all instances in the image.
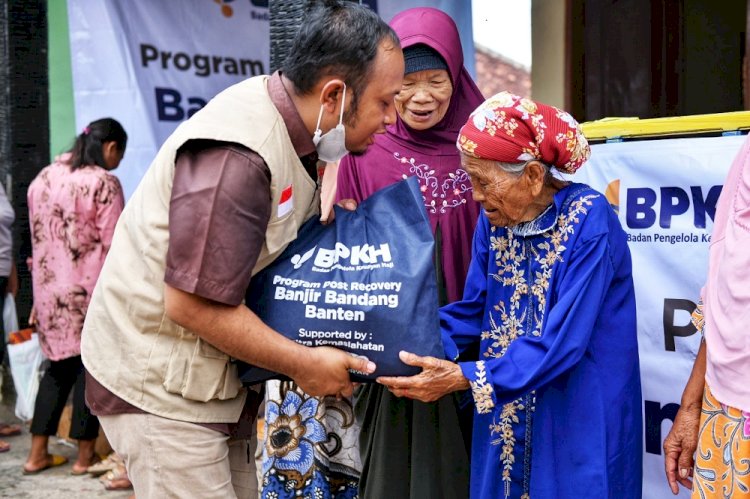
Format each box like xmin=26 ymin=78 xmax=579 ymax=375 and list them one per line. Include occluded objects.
xmin=377 ymin=350 xmax=471 ymax=402
xmin=663 ymin=401 xmax=701 ymax=494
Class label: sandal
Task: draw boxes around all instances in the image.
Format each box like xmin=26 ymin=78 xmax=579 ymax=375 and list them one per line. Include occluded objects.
xmin=0 ymin=423 xmax=22 ymax=437
xmin=22 ymin=454 xmax=69 ymax=475
xmin=100 ymin=464 xmax=128 ymax=484
xmin=87 ymin=452 xmax=122 ymax=476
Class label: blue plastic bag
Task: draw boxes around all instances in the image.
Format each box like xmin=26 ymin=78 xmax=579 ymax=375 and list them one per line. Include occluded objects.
xmin=239 ymin=176 xmax=443 ymax=383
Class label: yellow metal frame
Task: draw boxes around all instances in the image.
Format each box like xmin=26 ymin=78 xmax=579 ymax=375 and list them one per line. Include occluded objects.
xmin=581 ymin=111 xmax=750 ymax=141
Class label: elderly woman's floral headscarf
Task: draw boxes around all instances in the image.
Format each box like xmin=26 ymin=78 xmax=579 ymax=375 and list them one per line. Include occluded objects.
xmin=457 ymin=91 xmax=590 ymax=174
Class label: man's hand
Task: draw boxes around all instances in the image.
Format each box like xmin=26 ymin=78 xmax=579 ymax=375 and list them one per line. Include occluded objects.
xmin=377 ymin=351 xmax=470 ymax=402
xmin=294 ymin=347 xmax=375 ymax=398
xmin=164 ymin=284 xmax=373 ymax=397
xmin=664 ymin=402 xmax=701 ymax=494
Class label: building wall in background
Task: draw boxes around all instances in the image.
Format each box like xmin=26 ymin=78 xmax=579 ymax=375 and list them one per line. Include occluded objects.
xmin=562 ymin=0 xmax=746 ymax=121
xmin=531 ymin=0 xmax=566 ymax=109
xmin=474 ymin=44 xmax=531 ymax=98
xmin=682 ymin=0 xmax=745 ymax=115
xmin=0 ymin=0 xmax=49 ymax=324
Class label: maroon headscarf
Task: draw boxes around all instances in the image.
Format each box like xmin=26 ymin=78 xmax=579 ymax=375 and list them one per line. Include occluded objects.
xmin=387 ymin=7 xmax=485 ymax=153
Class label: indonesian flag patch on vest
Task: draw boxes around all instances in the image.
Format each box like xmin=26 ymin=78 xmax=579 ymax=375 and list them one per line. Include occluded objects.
xmin=278 ymin=184 xmax=293 ymax=218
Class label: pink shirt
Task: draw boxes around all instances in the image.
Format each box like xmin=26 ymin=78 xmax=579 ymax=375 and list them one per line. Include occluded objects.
xmin=28 ymin=157 xmax=124 ymax=361
xmin=703 ymin=135 xmax=750 ymax=411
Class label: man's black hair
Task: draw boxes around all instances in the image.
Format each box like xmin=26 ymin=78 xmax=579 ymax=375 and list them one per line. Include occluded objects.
xmin=281 ymin=0 xmax=400 ymax=115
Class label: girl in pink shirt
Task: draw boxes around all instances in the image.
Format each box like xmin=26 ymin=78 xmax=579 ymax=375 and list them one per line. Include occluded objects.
xmin=23 ymin=118 xmax=126 ymax=476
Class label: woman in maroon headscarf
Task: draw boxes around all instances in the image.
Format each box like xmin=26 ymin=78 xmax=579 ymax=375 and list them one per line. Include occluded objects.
xmin=337 ymin=7 xmax=484 ymax=498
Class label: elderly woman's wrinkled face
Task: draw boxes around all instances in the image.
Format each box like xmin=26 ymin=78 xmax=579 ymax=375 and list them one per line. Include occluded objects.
xmin=395 ymin=69 xmax=453 ymax=130
xmin=462 ymin=155 xmax=538 ymax=227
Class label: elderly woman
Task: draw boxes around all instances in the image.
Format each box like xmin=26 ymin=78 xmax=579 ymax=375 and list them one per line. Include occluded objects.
xmin=379 ymin=92 xmax=643 ymax=498
xmin=336 ymin=7 xmax=484 ymax=498
xmin=338 ymin=7 xmax=483 ymax=306
xmin=663 ymin=134 xmax=750 ymax=497
xmin=24 ymin=118 xmax=126 ymax=475
xmin=261 ymin=7 xmax=481 ymax=499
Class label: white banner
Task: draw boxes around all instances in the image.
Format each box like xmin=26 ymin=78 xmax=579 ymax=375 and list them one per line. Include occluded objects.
xmin=67 ymin=0 xmax=269 ymax=198
xmin=575 ymin=134 xmax=746 ymax=499
xmin=67 ymin=0 xmax=474 ymax=199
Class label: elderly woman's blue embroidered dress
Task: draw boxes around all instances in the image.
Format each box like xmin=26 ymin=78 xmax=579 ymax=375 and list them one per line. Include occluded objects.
xmin=441 ymin=183 xmax=643 ymax=499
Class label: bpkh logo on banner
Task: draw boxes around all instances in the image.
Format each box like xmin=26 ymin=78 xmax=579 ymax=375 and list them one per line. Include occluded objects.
xmin=605 ymin=178 xmax=721 ymax=243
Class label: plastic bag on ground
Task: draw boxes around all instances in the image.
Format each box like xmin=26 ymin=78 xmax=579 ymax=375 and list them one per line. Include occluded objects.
xmin=8 ymin=332 xmax=45 ymax=421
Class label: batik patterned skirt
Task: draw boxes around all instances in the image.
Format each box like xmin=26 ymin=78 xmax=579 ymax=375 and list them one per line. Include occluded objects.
xmin=693 ymin=383 xmax=750 ymax=498
xmin=259 ymin=380 xmax=361 ymax=499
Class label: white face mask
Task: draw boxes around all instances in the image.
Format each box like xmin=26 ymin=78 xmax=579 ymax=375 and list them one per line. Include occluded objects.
xmin=312 ymin=84 xmax=348 ymax=163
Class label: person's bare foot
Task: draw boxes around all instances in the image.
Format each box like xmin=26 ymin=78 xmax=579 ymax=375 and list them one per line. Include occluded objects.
xmin=102 ymin=465 xmax=133 ymax=491
xmin=22 ymin=454 xmax=69 ymax=474
xmin=71 ymin=439 xmax=98 ymax=475
xmin=71 ymin=454 xmax=101 ymax=475
xmin=0 ymin=440 xmax=10 ymax=453
xmin=0 ymin=423 xmax=22 ymax=437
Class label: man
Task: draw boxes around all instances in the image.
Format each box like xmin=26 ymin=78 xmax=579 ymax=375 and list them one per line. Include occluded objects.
xmin=80 ymin=2 xmax=404 ymax=497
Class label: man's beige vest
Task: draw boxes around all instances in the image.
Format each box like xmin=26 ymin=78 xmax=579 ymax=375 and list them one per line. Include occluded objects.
xmin=81 ymin=76 xmax=320 ymax=423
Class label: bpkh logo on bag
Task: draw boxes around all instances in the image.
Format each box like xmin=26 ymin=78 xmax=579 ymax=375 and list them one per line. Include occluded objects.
xmin=291 ymin=241 xmax=393 ymax=272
